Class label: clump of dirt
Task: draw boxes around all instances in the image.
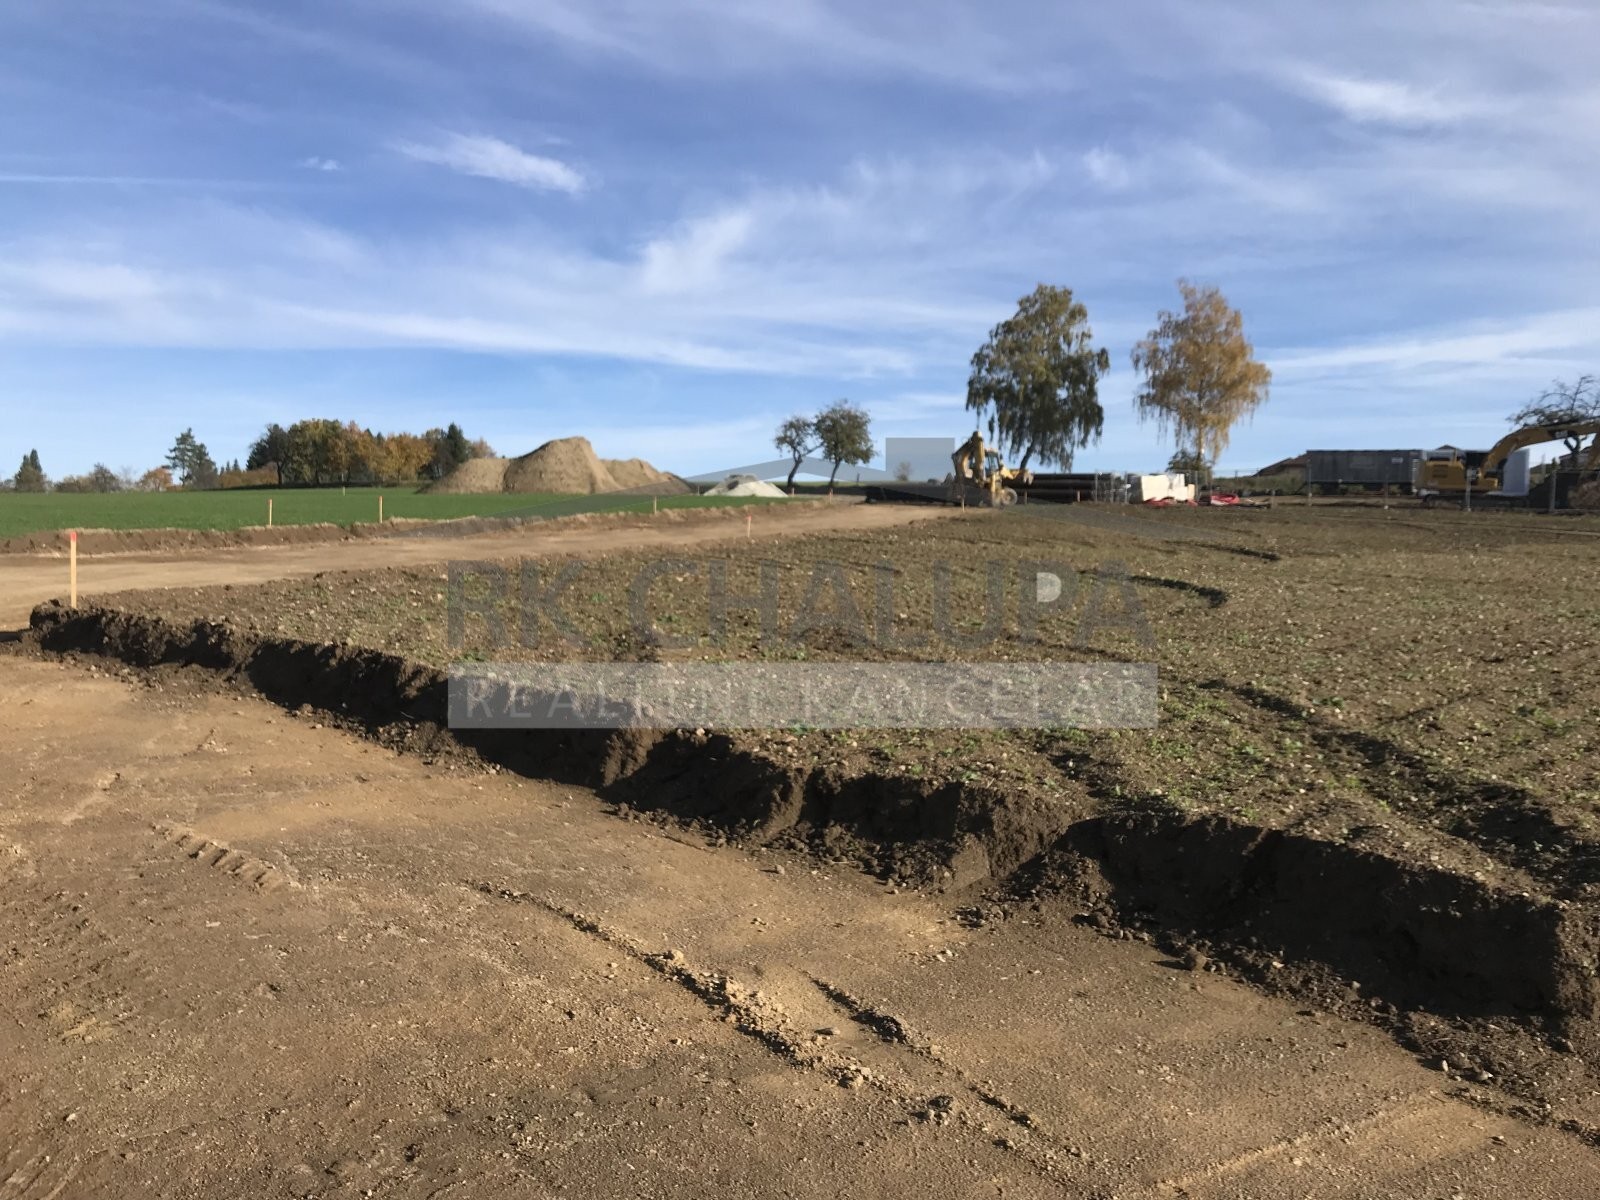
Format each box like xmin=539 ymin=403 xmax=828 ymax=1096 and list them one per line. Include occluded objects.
xmin=430 ymin=437 xmax=690 ymax=496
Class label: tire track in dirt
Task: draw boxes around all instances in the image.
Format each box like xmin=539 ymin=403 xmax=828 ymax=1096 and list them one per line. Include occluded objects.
xmin=0 ymin=1141 xmax=80 ymax=1200
xmin=1131 ymin=575 xmax=1229 ymax=608
xmin=473 ymin=884 xmax=1069 ymax=1164
xmin=9 ymin=887 xmax=141 ymax=1048
xmin=154 ymin=824 xmax=297 ymax=892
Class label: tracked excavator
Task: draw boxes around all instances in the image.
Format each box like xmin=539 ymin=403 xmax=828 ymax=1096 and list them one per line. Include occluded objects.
xmin=948 ymin=431 xmax=1032 ymax=507
xmin=1416 ymin=418 xmax=1600 ymax=501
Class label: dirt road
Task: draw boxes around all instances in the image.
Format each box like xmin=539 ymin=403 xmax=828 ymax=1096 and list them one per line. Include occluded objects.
xmin=2 ymin=648 xmax=1594 ymax=1198
xmin=0 ymin=501 xmax=952 ymax=631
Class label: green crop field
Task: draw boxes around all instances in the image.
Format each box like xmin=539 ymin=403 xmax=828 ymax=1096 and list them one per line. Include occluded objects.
xmin=0 ymin=488 xmax=789 ymax=540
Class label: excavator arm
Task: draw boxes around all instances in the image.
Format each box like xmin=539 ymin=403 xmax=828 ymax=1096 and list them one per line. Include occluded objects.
xmin=1481 ymin=419 xmax=1600 ymax=476
xmin=952 ymin=431 xmax=986 ymax=484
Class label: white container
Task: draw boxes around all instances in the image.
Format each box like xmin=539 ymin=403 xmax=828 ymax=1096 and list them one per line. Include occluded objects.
xmin=1500 ymin=448 xmax=1531 ymax=497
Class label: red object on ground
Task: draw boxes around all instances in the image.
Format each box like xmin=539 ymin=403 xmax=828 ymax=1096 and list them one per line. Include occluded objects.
xmin=1209 ymin=494 xmax=1241 ymax=506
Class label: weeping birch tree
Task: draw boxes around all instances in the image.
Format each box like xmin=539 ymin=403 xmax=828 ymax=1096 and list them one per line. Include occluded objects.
xmin=1130 ymin=281 xmax=1271 ymax=473
xmin=966 ymin=284 xmax=1110 ymax=472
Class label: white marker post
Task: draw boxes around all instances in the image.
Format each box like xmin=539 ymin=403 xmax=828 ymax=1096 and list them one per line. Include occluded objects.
xmin=267 ymin=497 xmax=274 ymax=527
xmin=745 ymin=509 xmax=752 ymax=539
xmin=68 ymin=530 xmax=78 ymax=608
xmin=378 ymin=494 xmax=385 ymax=523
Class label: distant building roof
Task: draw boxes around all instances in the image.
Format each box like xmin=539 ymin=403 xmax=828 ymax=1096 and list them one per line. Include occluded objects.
xmin=1253 ymin=454 xmax=1307 ymax=475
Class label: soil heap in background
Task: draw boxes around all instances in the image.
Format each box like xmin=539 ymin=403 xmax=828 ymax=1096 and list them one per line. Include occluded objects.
xmin=604 ymin=457 xmax=677 ymax=490
xmin=426 ymin=458 xmax=511 ymax=494
xmin=705 ymin=474 xmax=790 ymax=498
xmin=428 ymin=437 xmax=691 ymax=496
xmin=501 ymin=437 xmax=618 ymax=494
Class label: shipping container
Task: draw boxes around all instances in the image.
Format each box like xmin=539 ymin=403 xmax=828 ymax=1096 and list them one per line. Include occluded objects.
xmin=1304 ymin=449 xmax=1425 ymax=493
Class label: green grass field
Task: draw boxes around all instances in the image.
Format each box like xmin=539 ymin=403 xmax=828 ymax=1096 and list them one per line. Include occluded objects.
xmin=0 ymin=487 xmax=788 ymax=540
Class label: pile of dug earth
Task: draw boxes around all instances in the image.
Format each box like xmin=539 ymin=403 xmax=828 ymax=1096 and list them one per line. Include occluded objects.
xmin=428 ymin=436 xmax=691 ymax=496
xmin=704 ymin=474 xmax=791 ymax=498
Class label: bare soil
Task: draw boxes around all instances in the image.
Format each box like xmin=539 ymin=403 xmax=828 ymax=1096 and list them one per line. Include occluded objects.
xmin=96 ymin=503 xmax=1600 ymax=887
xmin=3 ymin=647 xmax=1597 ymax=1197
xmin=0 ymin=497 xmax=938 ymax=626
xmin=25 ymin=500 xmax=1600 ymax=1115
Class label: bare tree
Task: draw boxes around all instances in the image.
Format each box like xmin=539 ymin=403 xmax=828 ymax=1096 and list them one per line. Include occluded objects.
xmin=1509 ymin=375 xmax=1599 ymax=461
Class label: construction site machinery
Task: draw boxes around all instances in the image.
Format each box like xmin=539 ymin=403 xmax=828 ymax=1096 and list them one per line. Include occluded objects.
xmin=948 ymin=431 xmax=1032 ymax=507
xmin=1416 ymin=419 xmax=1600 ymax=502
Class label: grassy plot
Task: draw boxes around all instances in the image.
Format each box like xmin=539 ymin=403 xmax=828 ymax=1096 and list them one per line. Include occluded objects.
xmin=0 ymin=488 xmax=791 ymax=539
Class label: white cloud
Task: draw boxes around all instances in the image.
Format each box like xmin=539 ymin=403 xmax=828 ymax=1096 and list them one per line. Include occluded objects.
xmin=395 ymin=133 xmax=586 ymax=194
xmin=639 ymin=209 xmax=754 ymax=294
xmin=0 ymin=260 xmax=169 ymax=306
xmin=297 ymin=156 xmax=342 ymax=172
xmin=1271 ymin=307 xmax=1600 ymax=374
xmin=1284 ymin=67 xmax=1480 ymax=127
xmin=455 ymin=0 xmax=1070 ymax=92
xmin=1082 ymin=147 xmax=1132 ymax=190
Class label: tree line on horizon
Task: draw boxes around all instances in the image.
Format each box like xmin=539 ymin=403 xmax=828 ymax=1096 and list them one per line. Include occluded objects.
xmin=243 ymin=420 xmax=494 ymax=487
xmin=3 ymin=420 xmax=495 ymax=494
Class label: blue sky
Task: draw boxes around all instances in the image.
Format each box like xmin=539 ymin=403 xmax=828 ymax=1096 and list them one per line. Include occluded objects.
xmin=2 ymin=0 xmax=1597 ymax=478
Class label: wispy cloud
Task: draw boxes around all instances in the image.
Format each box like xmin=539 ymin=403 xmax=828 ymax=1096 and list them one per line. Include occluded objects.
xmin=6 ymin=0 xmax=1600 ymax=476
xmin=0 ymin=173 xmax=263 ymax=188
xmin=639 ymin=209 xmax=754 ymax=294
xmin=1284 ymin=67 xmax=1479 ymax=127
xmin=1271 ymin=307 xmax=1600 ymax=374
xmin=1082 ymin=147 xmax=1133 ymax=190
xmin=456 ymin=0 xmax=1072 ymax=92
xmin=395 ymin=132 xmax=585 ymax=194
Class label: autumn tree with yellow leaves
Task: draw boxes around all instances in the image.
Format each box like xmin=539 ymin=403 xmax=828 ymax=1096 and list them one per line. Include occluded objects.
xmin=1131 ymin=281 xmax=1271 ymax=475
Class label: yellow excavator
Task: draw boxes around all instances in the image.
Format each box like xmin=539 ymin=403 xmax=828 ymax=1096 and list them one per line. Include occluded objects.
xmin=1416 ymin=419 xmax=1600 ymax=499
xmin=948 ymin=431 xmax=1032 ymax=507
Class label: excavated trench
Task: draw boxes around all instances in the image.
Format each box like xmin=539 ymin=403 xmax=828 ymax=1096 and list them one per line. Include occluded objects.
xmin=26 ymin=600 xmax=1600 ymax=1082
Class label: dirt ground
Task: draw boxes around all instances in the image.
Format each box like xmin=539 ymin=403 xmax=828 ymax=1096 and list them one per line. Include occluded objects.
xmin=4 ymin=649 xmax=1597 ymax=1198
xmin=9 ymin=497 xmax=1600 ymax=1195
xmin=0 ymin=499 xmax=947 ymax=630
xmin=103 ymin=502 xmax=1600 ymax=894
